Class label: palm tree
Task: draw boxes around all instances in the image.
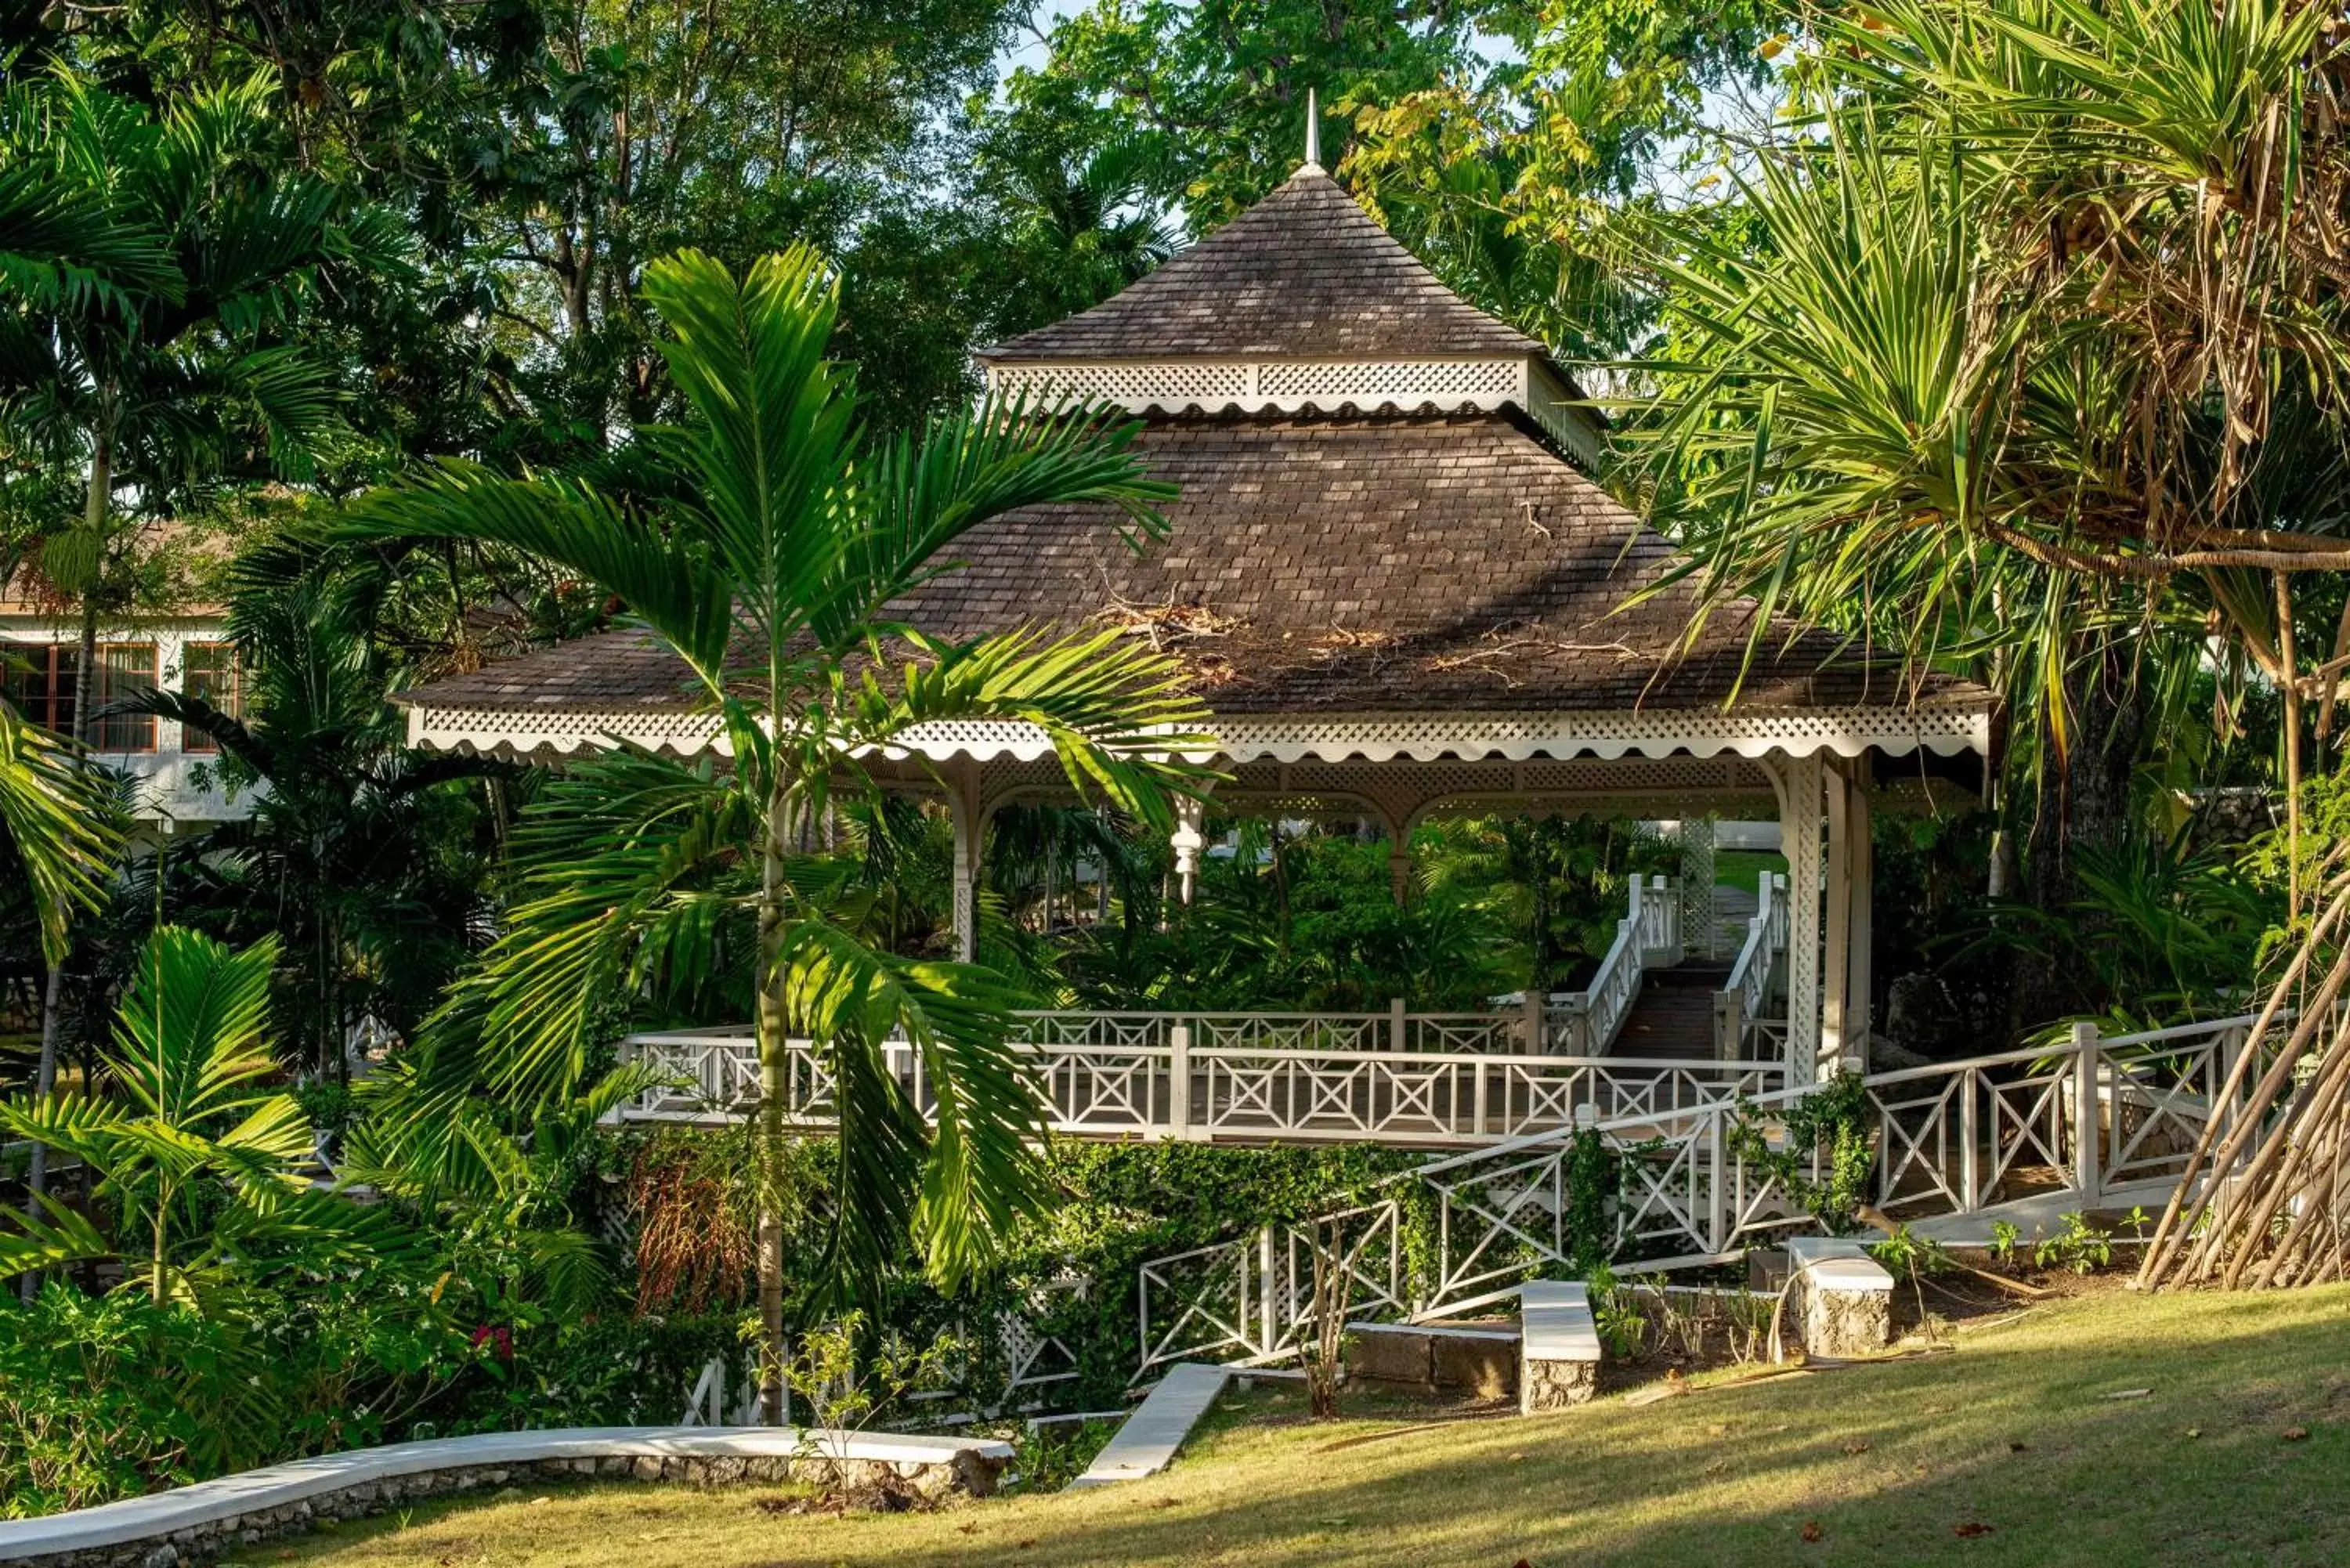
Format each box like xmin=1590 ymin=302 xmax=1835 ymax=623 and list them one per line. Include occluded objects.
xmin=2 ymin=70 xmax=402 ymax=1205
xmin=130 ymin=580 xmax=505 ymax=1079
xmin=0 ymin=705 xmax=118 ymax=983
xmin=992 ymin=138 xmax=1185 ymax=325
xmin=1625 ymin=2 xmax=2350 ymax=920
xmin=0 ymin=927 xmax=395 ymax=1304
xmin=336 ymin=245 xmax=1209 ymax=1418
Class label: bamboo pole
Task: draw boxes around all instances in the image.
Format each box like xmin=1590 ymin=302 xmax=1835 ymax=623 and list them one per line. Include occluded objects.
xmin=2135 ymin=876 xmax=2350 ymax=1287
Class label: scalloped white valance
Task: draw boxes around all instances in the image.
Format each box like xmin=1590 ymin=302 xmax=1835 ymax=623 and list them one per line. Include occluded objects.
xmin=403 ymin=703 xmax=1991 ymax=766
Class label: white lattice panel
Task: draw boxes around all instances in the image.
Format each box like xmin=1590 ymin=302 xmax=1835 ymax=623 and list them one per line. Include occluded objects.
xmin=1254 ymin=359 xmax=1519 ymax=401
xmin=991 ymin=361 xmax=1252 ymax=406
xmin=982 ymin=356 xmax=1534 ymax=414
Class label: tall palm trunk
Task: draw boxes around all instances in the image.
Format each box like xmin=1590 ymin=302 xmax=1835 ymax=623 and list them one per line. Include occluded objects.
xmin=754 ymin=760 xmax=794 ymax=1425
xmin=24 ymin=429 xmax=109 ymax=1302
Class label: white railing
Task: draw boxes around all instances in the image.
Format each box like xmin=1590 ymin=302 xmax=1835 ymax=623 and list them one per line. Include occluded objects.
xmin=1716 ymin=872 xmax=1788 ymax=1055
xmin=1543 ymin=874 xmax=1682 ymax=1053
xmin=1134 ymin=1202 xmax=1405 ymax=1378
xmin=1411 ymin=1012 xmax=2274 ymax=1315
xmin=617 ymin=1019 xmax=1784 ymax=1147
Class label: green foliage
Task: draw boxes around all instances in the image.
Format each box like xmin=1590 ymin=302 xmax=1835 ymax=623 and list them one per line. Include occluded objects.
xmin=1728 ymin=1074 xmax=1876 ymax=1237
xmin=1052 ymin=818 xmax=1671 ymax=1013
xmin=0 ymin=1285 xmax=235 ymax=1516
xmin=779 ymin=1310 xmax=965 ymax=1440
xmin=129 ymin=580 xmax=508 ymax=1078
xmin=0 ymin=697 xmax=124 ymax=968
xmin=995 ymin=1416 xmax=1120 ymax=1495
xmin=335 ymin=244 xmax=1212 ymax=1316
xmin=2034 ymin=1213 xmax=2115 ymax=1277
xmin=606 ymin=1130 xmax=1433 ymax=1414
xmin=1869 ymin=1223 xmax=1955 ymax=1281
xmin=1962 ymin=827 xmax=2276 ymax=1027
xmin=995 ymin=0 xmax=1483 ymax=227
xmin=0 ymin=927 xmax=410 ymax=1300
xmin=1560 ymin=1125 xmax=1622 ymax=1273
xmin=1990 ymin=1219 xmax=2021 ymax=1264
xmin=1583 ymin=1262 xmax=1645 ymax=1360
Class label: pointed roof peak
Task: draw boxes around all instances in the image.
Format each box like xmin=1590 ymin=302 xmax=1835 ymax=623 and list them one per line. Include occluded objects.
xmin=1300 ymin=86 xmax=1323 ymax=175
xmin=985 ymin=164 xmax=1544 ymax=363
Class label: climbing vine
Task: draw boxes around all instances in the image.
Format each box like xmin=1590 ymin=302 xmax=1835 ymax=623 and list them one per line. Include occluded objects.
xmin=1726 ymin=1072 xmax=1877 ymax=1235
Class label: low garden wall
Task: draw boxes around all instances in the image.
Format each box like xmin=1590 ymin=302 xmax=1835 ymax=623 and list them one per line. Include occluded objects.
xmin=0 ymin=1427 xmax=1014 ymax=1568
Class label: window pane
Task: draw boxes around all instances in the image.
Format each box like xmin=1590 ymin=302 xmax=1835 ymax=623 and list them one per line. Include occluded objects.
xmin=0 ymin=642 xmax=74 ymax=735
xmin=181 ymin=641 xmax=238 ymax=754
xmin=0 ymin=641 xmax=39 ymax=724
xmin=96 ymin=644 xmax=156 ymax=752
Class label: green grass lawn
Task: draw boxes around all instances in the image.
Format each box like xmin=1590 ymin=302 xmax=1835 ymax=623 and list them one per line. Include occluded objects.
xmin=236 ymin=1284 xmax=2350 ymax=1567
xmin=1712 ymin=849 xmax=1788 ymax=898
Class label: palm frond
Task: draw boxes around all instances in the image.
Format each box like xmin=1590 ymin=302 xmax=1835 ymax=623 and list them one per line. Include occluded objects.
xmin=335 ymin=461 xmax=737 ymax=686
xmin=0 ymin=700 xmax=123 ymax=966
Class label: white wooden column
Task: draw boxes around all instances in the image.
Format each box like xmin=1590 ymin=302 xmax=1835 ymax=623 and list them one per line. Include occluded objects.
xmin=1387 ymin=827 xmax=1412 ymax=907
xmin=1777 ymin=750 xmax=1826 ymax=1082
xmin=948 ymin=763 xmax=983 ymax=963
xmin=1822 ymin=761 xmax=1852 ymax=1076
xmin=1848 ymin=777 xmax=1874 ymax=1066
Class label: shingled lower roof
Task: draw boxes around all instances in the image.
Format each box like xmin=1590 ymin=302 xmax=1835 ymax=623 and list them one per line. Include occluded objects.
xmin=395 ymin=410 xmax=1985 ymax=724
xmin=984 ymin=172 xmax=1546 ymax=363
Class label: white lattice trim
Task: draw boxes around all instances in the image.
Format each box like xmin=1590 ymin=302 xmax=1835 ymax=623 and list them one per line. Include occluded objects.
xmin=985 ymin=356 xmax=1603 ymax=467
xmin=405 ymin=702 xmax=1992 ymax=764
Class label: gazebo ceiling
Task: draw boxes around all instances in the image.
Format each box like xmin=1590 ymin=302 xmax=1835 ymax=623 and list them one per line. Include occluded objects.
xmin=392 ymin=162 xmax=1995 ymax=770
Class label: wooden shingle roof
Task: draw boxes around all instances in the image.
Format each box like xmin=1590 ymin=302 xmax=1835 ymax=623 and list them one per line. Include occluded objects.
xmin=985 ymin=170 xmax=1544 ymax=363
xmin=397 ymin=410 xmax=1973 ymax=720
xmin=394 ymin=162 xmax=1993 ymax=749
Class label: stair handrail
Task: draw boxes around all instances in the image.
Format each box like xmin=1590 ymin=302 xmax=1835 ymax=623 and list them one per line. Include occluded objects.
xmin=1552 ymin=874 xmax=1676 ymax=1056
xmin=1719 ymin=872 xmax=1787 ymax=1049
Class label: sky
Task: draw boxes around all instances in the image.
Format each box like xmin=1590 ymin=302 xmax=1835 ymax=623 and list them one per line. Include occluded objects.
xmin=992 ymin=0 xmax=1520 ymax=92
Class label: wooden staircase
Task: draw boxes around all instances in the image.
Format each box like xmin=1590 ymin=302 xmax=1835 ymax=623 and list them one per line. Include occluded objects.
xmin=1611 ymin=961 xmax=1732 ymax=1058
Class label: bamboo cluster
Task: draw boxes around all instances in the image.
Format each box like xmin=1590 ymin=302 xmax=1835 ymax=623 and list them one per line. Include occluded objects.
xmin=2138 ymin=856 xmax=2350 ymax=1291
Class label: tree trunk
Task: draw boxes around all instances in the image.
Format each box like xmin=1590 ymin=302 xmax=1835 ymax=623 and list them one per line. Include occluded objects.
xmin=2010 ymin=633 xmax=2148 ymax=1030
xmin=754 ymin=764 xmax=795 ymax=1425
xmin=25 ymin=430 xmax=110 ymax=1298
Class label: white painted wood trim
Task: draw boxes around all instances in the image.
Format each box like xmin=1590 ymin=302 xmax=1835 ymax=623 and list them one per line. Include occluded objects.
xmin=401 ymin=703 xmax=1995 ymax=768
xmin=1517 ymin=1281 xmax=1603 ymax=1361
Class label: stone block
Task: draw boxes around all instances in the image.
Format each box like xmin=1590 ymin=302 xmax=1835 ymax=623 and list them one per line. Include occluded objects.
xmin=1429 ymin=1328 xmax=1519 ymax=1400
xmin=1786 ymin=1237 xmax=1893 ymax=1358
xmin=1520 ymin=1355 xmax=1598 ymax=1412
xmin=1344 ymin=1322 xmax=1432 ymax=1386
xmin=1518 ymin=1281 xmax=1603 ymax=1415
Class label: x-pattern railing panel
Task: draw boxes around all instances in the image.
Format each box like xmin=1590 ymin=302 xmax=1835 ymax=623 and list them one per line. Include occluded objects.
xmin=2104 ymin=1031 xmax=2236 ymax=1183
xmin=620 ymin=1027 xmax=1784 ymax=1147
xmin=1983 ymin=1069 xmax=2069 ymax=1199
xmin=1870 ymin=1078 xmax=1965 ymax=1211
xmin=1133 ymin=1204 xmax=1406 ymax=1378
xmin=1406 ymin=1013 xmax=2268 ymax=1316
xmin=1137 ymin=1240 xmax=1263 ymax=1371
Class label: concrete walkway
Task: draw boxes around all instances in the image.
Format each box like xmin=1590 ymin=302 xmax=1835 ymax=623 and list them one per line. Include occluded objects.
xmin=1068 ymin=1364 xmax=1234 ymax=1488
xmin=0 ymin=1427 xmax=1012 ymax=1563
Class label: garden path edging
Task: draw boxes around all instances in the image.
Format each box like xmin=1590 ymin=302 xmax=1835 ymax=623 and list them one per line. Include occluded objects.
xmin=0 ymin=1426 xmax=1015 ymax=1568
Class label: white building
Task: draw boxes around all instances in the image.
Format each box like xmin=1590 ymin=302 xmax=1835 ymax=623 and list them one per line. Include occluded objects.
xmin=0 ymin=587 xmax=251 ymax=829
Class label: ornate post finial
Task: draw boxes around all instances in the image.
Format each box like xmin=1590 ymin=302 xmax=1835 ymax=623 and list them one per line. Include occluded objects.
xmin=1302 ymin=86 xmax=1322 ymax=174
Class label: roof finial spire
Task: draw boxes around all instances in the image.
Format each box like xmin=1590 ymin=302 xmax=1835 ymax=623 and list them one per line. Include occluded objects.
xmin=1301 ymin=86 xmax=1323 ymax=175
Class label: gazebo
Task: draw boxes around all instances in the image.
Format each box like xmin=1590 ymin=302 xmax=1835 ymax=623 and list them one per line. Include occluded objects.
xmin=396 ymin=150 xmax=1995 ymax=1095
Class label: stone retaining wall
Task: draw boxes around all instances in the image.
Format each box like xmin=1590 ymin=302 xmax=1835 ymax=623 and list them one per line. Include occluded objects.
xmin=1 ymin=1432 xmax=1007 ymax=1568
